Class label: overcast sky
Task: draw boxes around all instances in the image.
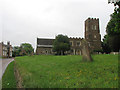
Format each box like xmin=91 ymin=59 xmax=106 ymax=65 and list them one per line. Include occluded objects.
xmin=0 ymin=0 xmax=115 ymax=50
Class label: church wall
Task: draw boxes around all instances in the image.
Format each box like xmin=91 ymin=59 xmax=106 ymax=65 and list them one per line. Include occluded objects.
xmin=36 ymin=47 xmax=53 ymax=55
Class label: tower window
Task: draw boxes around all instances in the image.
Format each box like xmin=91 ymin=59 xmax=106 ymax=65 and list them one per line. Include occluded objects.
xmin=89 ymin=35 xmax=92 ymax=39
xmin=88 ymin=42 xmax=91 ymax=47
xmin=92 ymin=25 xmax=94 ymax=30
xmin=94 ymin=25 xmax=97 ymax=30
xmin=94 ymin=35 xmax=96 ymax=38
xmin=89 ymin=43 xmax=90 ymax=47
xmin=91 ymin=25 xmax=97 ymax=30
xmin=86 ymin=26 xmax=88 ymax=31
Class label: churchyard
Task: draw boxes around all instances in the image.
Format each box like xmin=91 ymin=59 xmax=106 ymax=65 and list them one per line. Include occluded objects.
xmin=2 ymin=54 xmax=118 ymax=88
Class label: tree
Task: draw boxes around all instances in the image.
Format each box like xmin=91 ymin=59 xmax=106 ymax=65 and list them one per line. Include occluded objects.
xmin=53 ymin=34 xmax=70 ymax=55
xmin=20 ymin=43 xmax=34 ymax=56
xmin=12 ymin=46 xmax=21 ymax=57
xmin=106 ymin=8 xmax=120 ymax=36
xmin=101 ymin=35 xmax=111 ymax=54
xmin=105 ymin=2 xmax=120 ymax=52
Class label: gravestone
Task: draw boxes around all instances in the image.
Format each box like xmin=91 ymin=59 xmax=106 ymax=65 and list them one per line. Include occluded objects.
xmin=81 ymin=39 xmax=93 ymax=62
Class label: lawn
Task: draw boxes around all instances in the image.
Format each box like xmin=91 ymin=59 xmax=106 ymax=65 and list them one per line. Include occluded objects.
xmin=14 ymin=54 xmax=118 ymax=88
xmin=2 ymin=61 xmax=17 ymax=88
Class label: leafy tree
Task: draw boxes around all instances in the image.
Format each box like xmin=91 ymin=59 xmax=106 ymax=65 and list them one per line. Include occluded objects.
xmin=20 ymin=43 xmax=34 ymax=56
xmin=12 ymin=43 xmax=34 ymax=57
xmin=101 ymin=35 xmax=111 ymax=54
xmin=107 ymin=35 xmax=120 ymax=52
xmin=53 ymin=34 xmax=70 ymax=55
xmin=12 ymin=46 xmax=21 ymax=57
xmin=105 ymin=3 xmax=120 ymax=52
xmin=106 ymin=8 xmax=120 ymax=36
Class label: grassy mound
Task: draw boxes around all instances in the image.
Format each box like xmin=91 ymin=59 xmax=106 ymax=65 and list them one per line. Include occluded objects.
xmin=15 ymin=54 xmax=118 ymax=88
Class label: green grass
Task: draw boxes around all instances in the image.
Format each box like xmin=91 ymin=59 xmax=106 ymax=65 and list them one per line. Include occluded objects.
xmin=2 ymin=61 xmax=17 ymax=88
xmin=15 ymin=54 xmax=118 ymax=88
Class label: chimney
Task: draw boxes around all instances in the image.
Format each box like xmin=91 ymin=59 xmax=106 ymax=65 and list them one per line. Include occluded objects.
xmin=7 ymin=41 xmax=10 ymax=45
xmin=1 ymin=42 xmax=3 ymax=45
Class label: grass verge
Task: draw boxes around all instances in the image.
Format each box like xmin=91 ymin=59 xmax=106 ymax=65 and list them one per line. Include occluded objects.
xmin=2 ymin=61 xmax=16 ymax=88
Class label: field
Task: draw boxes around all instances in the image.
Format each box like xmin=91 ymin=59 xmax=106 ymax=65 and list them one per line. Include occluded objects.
xmin=13 ymin=54 xmax=118 ymax=88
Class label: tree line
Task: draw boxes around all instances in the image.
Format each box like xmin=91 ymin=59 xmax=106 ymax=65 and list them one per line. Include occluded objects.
xmin=102 ymin=1 xmax=120 ymax=53
xmin=12 ymin=43 xmax=34 ymax=57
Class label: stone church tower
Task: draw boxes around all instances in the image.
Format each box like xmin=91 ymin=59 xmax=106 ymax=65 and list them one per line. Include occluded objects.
xmin=85 ymin=18 xmax=102 ymax=51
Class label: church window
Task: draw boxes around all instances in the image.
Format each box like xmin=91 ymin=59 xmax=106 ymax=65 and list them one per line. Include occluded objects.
xmin=76 ymin=42 xmax=80 ymax=46
xmin=86 ymin=26 xmax=88 ymax=31
xmin=89 ymin=35 xmax=91 ymax=39
xmin=94 ymin=25 xmax=97 ymax=30
xmin=89 ymin=43 xmax=91 ymax=47
xmin=94 ymin=35 xmax=96 ymax=38
xmin=70 ymin=41 xmax=73 ymax=46
xmin=92 ymin=25 xmax=94 ymax=30
xmin=46 ymin=50 xmax=48 ymax=54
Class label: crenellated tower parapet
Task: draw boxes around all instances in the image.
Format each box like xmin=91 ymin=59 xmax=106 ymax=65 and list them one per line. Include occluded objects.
xmin=85 ymin=17 xmax=102 ymax=51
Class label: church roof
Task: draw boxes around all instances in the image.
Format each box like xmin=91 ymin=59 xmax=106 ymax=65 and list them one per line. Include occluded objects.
xmin=37 ymin=38 xmax=54 ymax=45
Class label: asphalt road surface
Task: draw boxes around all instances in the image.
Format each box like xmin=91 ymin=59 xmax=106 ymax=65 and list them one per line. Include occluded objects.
xmin=0 ymin=58 xmax=14 ymax=80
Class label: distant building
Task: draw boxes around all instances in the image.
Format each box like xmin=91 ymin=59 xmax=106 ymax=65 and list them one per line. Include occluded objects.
xmin=0 ymin=42 xmax=12 ymax=58
xmin=36 ymin=18 xmax=102 ymax=55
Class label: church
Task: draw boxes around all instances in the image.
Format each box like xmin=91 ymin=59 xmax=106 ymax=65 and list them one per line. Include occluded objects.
xmin=36 ymin=18 xmax=102 ymax=55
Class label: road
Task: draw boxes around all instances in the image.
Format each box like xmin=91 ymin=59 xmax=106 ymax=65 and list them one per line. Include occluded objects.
xmin=0 ymin=58 xmax=14 ymax=80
